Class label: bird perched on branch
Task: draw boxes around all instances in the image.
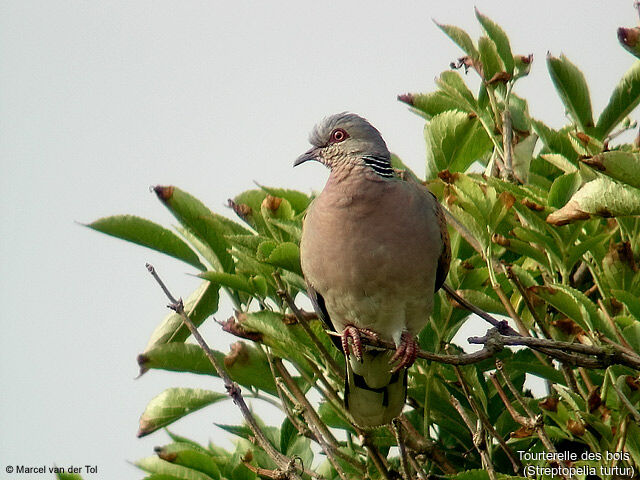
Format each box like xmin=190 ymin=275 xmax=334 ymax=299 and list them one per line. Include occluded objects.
xmin=295 ymin=112 xmax=450 ymax=427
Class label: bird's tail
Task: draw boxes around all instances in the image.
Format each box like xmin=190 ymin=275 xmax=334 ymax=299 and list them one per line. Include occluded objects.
xmin=344 ymin=347 xmax=407 ymax=428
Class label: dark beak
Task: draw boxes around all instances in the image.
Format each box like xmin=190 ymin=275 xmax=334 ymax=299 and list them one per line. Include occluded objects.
xmin=294 ymin=147 xmax=321 ymax=167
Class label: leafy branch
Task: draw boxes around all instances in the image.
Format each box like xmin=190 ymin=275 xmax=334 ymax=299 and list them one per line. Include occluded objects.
xmin=145 ymin=263 xmax=311 ymax=480
xmin=83 ymin=7 xmax=640 ymax=480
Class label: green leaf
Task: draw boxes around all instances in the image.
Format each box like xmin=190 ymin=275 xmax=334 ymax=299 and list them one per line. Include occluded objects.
xmin=267 ymin=218 xmax=302 ymax=243
xmin=239 ymin=311 xmax=316 ymax=368
xmin=137 ymin=388 xmax=226 ymax=437
xmin=514 ymin=54 xmax=534 ymax=79
xmin=448 ymin=203 xmax=489 ymax=251
xmin=612 ymin=289 xmax=640 ymax=320
xmin=198 ymin=271 xmax=254 ymax=294
xmin=141 ymin=475 xmax=184 ymax=480
xmin=512 ymin=134 xmax=537 ymax=183
xmin=548 ymin=172 xmax=582 ymax=209
xmin=547 ymin=54 xmax=594 ymax=131
xmin=596 ymin=61 xmax=640 ymax=137
xmin=232 ymin=189 xmax=269 ymax=235
xmin=487 ymin=190 xmax=516 ymax=232
xmin=424 ymin=110 xmax=492 ymax=179
xmin=508 ymin=94 xmax=531 ymax=133
xmin=166 ymin=430 xmax=208 ymax=450
xmin=540 ymin=153 xmax=578 ymax=173
xmin=218 ymin=342 xmax=279 ymax=395
xmin=255 ymin=184 xmax=312 ymax=214
xmin=531 ymin=119 xmax=579 ymax=162
xmin=144 ymin=281 xmax=219 ymax=351
xmin=436 ymin=71 xmax=478 ymax=112
xmin=568 ymin=131 xmax=603 ymax=156
xmin=56 ymin=474 xmax=85 ymax=480
xmin=86 ymin=215 xmax=205 ymax=271
xmin=138 ymin=343 xmax=216 ymax=376
xmin=154 ymin=443 xmax=221 ymax=480
xmin=259 ymin=242 xmax=302 ymax=275
xmin=626 ymin=422 xmax=640 ymax=467
xmin=531 ymin=284 xmax=601 ymax=333
xmin=511 ymin=226 xmax=561 ymax=267
xmin=547 ymin=177 xmax=640 ymax=225
xmin=498 ymin=236 xmax=549 ymax=271
xmin=139 ymin=342 xmax=279 ymax=395
xmin=475 ymin=9 xmax=514 ymax=74
xmin=582 ymin=151 xmax=640 ymax=189
xmin=277 ymin=420 xmax=314 ymax=468
xmin=456 ymin=290 xmax=506 ymax=316
xmin=175 ymin=227 xmax=222 ymax=272
xmin=153 ymin=186 xmax=235 ymax=272
xmin=566 ymin=230 xmax=614 ymax=270
xmin=401 ymin=91 xmax=467 ymax=118
xmin=136 ymin=456 xmax=216 ymax=480
xmin=434 ymin=21 xmax=479 ymax=60
xmin=478 ymin=36 xmax=502 ymax=81
xmin=623 ymin=322 xmax=640 ymax=354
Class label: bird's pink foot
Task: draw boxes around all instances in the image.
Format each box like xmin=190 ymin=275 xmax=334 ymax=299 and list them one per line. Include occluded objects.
xmin=341 ymin=325 xmax=379 ymax=362
xmin=389 ymin=331 xmax=418 ymax=373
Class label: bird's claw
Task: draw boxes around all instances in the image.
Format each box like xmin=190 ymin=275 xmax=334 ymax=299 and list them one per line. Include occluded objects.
xmin=389 ymin=331 xmax=418 ymax=373
xmin=341 ymin=325 xmax=379 ymax=362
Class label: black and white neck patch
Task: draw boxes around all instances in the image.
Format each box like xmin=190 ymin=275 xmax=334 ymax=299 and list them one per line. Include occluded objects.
xmin=362 ymin=154 xmax=394 ymax=178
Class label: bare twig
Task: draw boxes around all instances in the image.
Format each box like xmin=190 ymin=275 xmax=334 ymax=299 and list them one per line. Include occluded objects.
xmin=145 ymin=264 xmax=305 ymax=480
xmin=407 ymin=453 xmax=428 ymax=480
xmin=360 ymin=433 xmax=393 ymax=480
xmin=489 ymin=373 xmax=530 ymax=425
xmin=273 ymin=358 xmax=352 ymax=480
xmin=449 ymin=394 xmax=497 ymax=480
xmin=327 ymin=328 xmax=502 ymax=365
xmin=303 ymin=360 xmax=347 ymax=416
xmin=560 ymin=363 xmax=584 ymax=398
xmin=265 ymin=352 xmax=315 ymax=440
xmin=501 ymin=109 xmax=515 ymax=181
xmin=452 ymin=364 xmax=521 ymax=474
xmin=494 ymin=360 xmax=568 ymax=476
xmin=397 ymin=416 xmax=457 ymax=474
xmin=469 ymin=331 xmax=640 ymax=369
xmin=447 ymin=273 xmax=640 ymax=368
xmin=392 ymin=418 xmax=412 ymax=480
xmin=443 ymin=284 xmax=519 ymax=335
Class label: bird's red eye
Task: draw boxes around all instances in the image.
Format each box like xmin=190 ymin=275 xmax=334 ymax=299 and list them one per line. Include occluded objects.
xmin=330 ymin=128 xmax=348 ymax=143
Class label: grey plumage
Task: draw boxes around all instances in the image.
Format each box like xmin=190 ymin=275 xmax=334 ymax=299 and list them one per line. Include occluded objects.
xmin=296 ymin=112 xmax=450 ymax=427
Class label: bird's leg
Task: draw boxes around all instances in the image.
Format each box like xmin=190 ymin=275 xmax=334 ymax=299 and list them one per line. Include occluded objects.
xmin=389 ymin=331 xmax=418 ymax=373
xmin=341 ymin=325 xmax=379 ymax=362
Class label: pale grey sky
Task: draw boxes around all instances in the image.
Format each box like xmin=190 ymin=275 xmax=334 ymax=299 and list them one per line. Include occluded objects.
xmin=1 ymin=1 xmax=636 ymax=478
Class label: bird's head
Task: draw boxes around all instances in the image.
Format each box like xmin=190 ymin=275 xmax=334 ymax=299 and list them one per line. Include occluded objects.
xmin=294 ymin=113 xmax=394 ymax=177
